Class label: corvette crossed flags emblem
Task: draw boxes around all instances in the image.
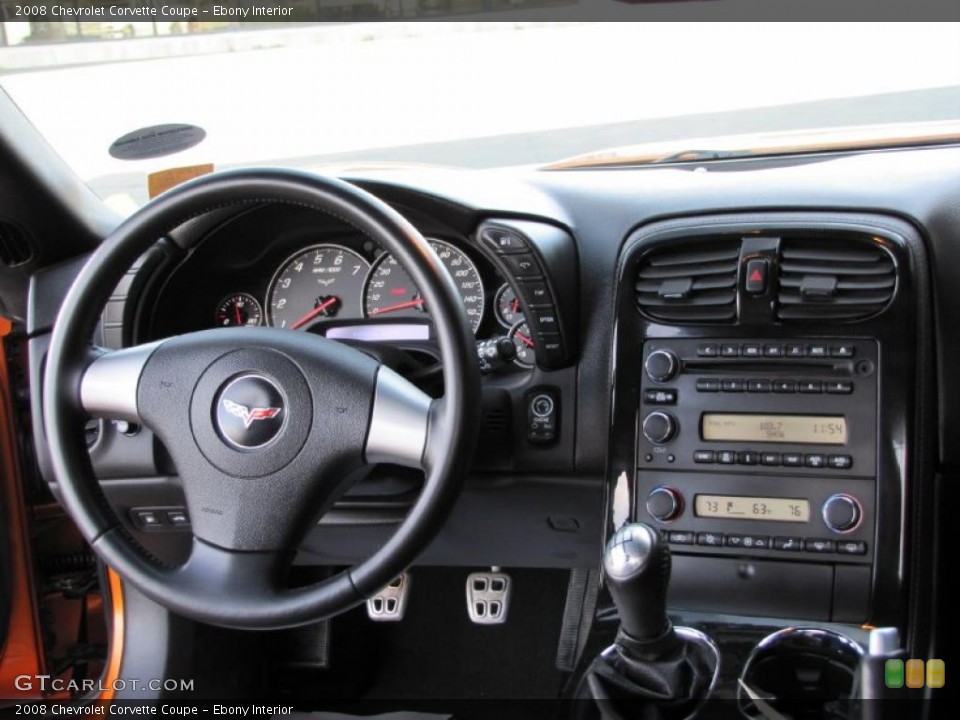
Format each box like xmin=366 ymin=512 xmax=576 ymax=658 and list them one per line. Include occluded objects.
xmin=222 ymin=398 xmax=282 ymax=428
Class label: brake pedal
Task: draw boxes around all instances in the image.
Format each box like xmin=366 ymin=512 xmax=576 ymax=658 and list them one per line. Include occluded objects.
xmin=366 ymin=573 xmax=410 ymax=621
xmin=466 ymin=570 xmax=511 ymax=625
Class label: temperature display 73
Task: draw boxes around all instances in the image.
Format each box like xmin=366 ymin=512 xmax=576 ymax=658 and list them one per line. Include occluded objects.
xmin=695 ymin=495 xmax=810 ymax=523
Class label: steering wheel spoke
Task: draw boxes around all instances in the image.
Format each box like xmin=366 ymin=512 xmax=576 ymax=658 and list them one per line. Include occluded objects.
xmin=79 ymin=341 xmax=163 ymax=423
xmin=364 ymin=366 xmax=435 ymax=470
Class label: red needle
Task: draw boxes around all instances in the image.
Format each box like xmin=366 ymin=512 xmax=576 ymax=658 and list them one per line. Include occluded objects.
xmin=512 ymin=298 xmax=520 ymax=314
xmin=291 ymin=296 xmax=338 ymax=330
xmin=515 ymin=330 xmax=534 ymax=348
xmin=234 ymin=302 xmax=242 ymax=326
xmin=370 ymin=298 xmax=425 ymax=316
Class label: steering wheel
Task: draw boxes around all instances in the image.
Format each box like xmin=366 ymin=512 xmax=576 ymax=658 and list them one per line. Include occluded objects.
xmin=42 ymin=169 xmax=481 ymax=629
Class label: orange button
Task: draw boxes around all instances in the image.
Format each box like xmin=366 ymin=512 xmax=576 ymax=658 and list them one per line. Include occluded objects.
xmin=905 ymin=659 xmax=925 ymax=688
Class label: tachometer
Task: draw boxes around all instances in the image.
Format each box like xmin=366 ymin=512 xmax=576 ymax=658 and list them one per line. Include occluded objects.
xmin=364 ymin=239 xmax=485 ymax=334
xmin=267 ymin=244 xmax=370 ymax=330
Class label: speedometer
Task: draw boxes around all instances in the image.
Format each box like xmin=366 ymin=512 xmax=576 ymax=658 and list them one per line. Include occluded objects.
xmin=267 ymin=244 xmax=370 ymax=330
xmin=364 ymin=239 xmax=485 ymax=335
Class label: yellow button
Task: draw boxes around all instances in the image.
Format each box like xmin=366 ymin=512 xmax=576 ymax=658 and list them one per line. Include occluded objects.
xmin=906 ymin=659 xmax=925 ymax=688
xmin=927 ymin=659 xmax=945 ymax=689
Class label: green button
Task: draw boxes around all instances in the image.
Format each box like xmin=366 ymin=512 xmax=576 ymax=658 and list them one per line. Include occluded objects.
xmin=885 ymin=658 xmax=905 ymax=688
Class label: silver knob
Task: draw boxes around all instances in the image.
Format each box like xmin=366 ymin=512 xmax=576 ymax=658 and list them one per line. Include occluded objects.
xmin=642 ymin=411 xmax=677 ymax=444
xmin=645 ymin=350 xmax=679 ymax=383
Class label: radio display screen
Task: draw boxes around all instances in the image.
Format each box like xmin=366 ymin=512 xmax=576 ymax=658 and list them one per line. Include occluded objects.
xmin=701 ymin=414 xmax=847 ymax=445
xmin=695 ymin=494 xmax=810 ymax=522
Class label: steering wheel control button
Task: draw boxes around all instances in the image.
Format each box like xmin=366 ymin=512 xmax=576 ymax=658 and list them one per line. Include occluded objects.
xmin=646 ymin=487 xmax=683 ymax=522
xmin=745 ymin=259 xmax=768 ymax=294
xmin=642 ymin=411 xmax=677 ymax=444
xmin=215 ymin=374 xmax=286 ymax=450
xmin=822 ymin=494 xmax=863 ymax=533
xmin=135 ymin=510 xmax=161 ymax=528
xmin=527 ymin=389 xmax=559 ymax=443
xmin=644 ymin=350 xmax=679 ymax=382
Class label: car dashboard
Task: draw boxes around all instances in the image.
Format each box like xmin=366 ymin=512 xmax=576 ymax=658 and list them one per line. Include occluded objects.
xmin=18 ymin=141 xmax=956 ymax=704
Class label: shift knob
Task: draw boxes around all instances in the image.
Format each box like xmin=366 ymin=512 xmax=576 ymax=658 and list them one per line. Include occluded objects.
xmin=603 ymin=523 xmax=671 ymax=640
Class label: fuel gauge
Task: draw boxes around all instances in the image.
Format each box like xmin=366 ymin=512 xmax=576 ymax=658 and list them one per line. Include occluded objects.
xmin=216 ymin=293 xmax=263 ymax=327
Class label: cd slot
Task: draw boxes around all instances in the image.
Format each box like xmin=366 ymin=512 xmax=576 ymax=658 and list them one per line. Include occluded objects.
xmin=684 ymin=360 xmax=854 ymax=376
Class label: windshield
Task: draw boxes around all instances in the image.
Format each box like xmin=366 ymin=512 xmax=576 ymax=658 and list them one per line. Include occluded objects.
xmin=2 ymin=20 xmax=959 ymax=213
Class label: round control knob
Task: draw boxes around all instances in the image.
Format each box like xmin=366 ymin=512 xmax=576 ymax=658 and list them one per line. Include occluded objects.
xmin=822 ymin=494 xmax=862 ymax=533
xmin=646 ymin=486 xmax=683 ymax=522
xmin=642 ymin=411 xmax=677 ymax=444
xmin=644 ymin=350 xmax=679 ymax=383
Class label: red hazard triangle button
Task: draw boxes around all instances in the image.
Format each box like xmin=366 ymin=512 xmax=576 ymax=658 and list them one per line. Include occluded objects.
xmin=745 ymin=259 xmax=767 ymax=294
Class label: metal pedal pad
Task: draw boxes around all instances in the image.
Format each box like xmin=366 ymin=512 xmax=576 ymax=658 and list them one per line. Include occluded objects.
xmin=366 ymin=573 xmax=410 ymax=622
xmin=466 ymin=570 xmax=511 ymax=625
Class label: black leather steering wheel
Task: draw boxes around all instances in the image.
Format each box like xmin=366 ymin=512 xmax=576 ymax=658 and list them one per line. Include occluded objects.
xmin=42 ymin=169 xmax=481 ymax=629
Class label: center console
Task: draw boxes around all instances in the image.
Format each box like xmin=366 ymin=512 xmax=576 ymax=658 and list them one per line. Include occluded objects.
xmin=607 ymin=211 xmax=930 ymax=631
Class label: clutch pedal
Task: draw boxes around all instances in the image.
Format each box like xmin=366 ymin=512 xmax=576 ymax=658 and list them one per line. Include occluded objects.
xmin=366 ymin=573 xmax=410 ymax=621
xmin=466 ymin=569 xmax=511 ymax=625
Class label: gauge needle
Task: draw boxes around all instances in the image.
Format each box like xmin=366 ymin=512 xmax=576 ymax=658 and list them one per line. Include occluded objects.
xmin=512 ymin=298 xmax=520 ymax=314
xmin=291 ymin=296 xmax=339 ymax=330
xmin=515 ymin=330 xmax=534 ymax=348
xmin=234 ymin=303 xmax=242 ymax=326
xmin=370 ymin=298 xmax=425 ymax=316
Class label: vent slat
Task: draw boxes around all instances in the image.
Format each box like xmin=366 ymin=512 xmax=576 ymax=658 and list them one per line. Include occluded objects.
xmin=777 ymin=237 xmax=895 ymax=321
xmin=636 ymin=238 xmax=740 ymax=323
xmin=637 ymin=259 xmax=738 ymax=280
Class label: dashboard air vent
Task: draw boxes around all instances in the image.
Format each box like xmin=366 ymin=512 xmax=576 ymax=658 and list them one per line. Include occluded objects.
xmin=777 ymin=238 xmax=896 ymax=321
xmin=0 ymin=221 xmax=34 ymax=268
xmin=635 ymin=239 xmax=740 ymax=322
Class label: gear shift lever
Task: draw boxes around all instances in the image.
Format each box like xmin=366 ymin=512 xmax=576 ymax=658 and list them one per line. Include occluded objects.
xmin=603 ymin=523 xmax=671 ymax=641
xmin=572 ymin=523 xmax=719 ymax=719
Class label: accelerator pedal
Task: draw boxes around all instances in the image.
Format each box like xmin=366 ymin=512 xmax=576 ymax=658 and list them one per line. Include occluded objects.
xmin=466 ymin=569 xmax=511 ymax=625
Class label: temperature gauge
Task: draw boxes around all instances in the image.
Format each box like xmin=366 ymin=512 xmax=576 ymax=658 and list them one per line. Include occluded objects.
xmin=494 ymin=283 xmax=525 ymax=328
xmin=508 ymin=321 xmax=536 ymax=368
xmin=215 ymin=293 xmax=263 ymax=327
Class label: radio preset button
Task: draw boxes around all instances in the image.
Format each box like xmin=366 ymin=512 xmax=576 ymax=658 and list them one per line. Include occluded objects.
xmin=696 ymin=344 xmax=719 ymax=357
xmin=782 ymin=453 xmax=803 ymax=467
xmin=717 ymin=451 xmax=737 ymax=464
xmin=722 ymin=379 xmax=746 ymax=392
xmin=805 ymin=539 xmax=836 ymax=553
xmin=831 ymin=345 xmax=856 ymax=358
xmin=774 ymin=537 xmax=803 ymax=552
xmin=822 ymin=494 xmax=862 ymax=533
xmin=786 ymin=344 xmax=806 ymax=357
xmin=808 ymin=345 xmax=830 ymax=358
xmin=742 ymin=344 xmax=762 ymax=357
xmin=805 ymin=454 xmax=827 ymax=468
xmin=773 ymin=380 xmax=796 ymax=393
xmin=747 ymin=380 xmax=771 ymax=392
xmin=738 ymin=451 xmax=759 ymax=465
xmin=764 ymin=344 xmax=783 ymax=357
xmin=697 ymin=532 xmax=724 ymax=547
xmin=828 ymin=455 xmax=853 ymax=469
xmin=693 ymin=450 xmax=715 ymax=464
xmin=696 ymin=379 xmax=721 ymax=392
xmin=646 ymin=487 xmax=683 ymax=522
xmin=645 ymin=350 xmax=679 ymax=383
xmin=720 ymin=344 xmax=740 ymax=357
xmin=825 ymin=381 xmax=854 ymax=394
xmin=761 ymin=452 xmax=781 ymax=466
xmin=799 ymin=380 xmax=823 ymax=393
xmin=642 ymin=411 xmax=677 ymax=444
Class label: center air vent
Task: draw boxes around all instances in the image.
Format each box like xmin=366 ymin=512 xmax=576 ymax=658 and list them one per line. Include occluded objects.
xmin=635 ymin=238 xmax=740 ymax=323
xmin=777 ymin=237 xmax=896 ymax=321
